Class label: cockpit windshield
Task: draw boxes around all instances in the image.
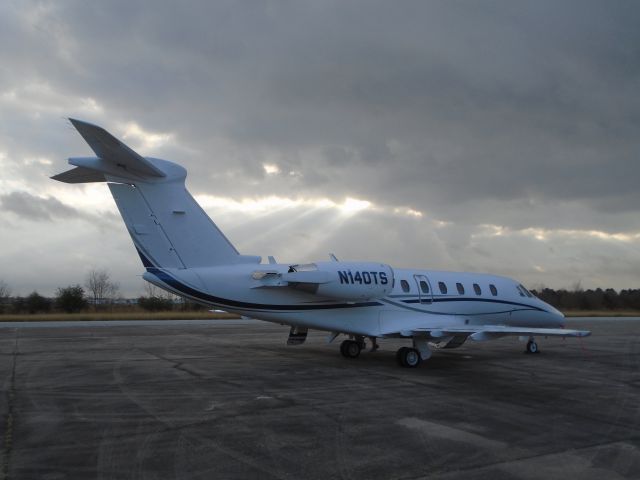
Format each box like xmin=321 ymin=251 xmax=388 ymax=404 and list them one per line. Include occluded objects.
xmin=518 ymin=284 xmax=534 ymax=298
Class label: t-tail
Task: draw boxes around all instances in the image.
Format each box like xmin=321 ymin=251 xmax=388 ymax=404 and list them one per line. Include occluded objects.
xmin=52 ymin=119 xmax=260 ymax=270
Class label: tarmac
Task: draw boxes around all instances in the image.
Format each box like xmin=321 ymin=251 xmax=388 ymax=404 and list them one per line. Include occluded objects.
xmin=0 ymin=318 xmax=638 ymax=479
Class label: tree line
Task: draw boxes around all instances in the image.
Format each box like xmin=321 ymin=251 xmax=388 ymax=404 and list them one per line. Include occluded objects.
xmin=1 ymin=275 xmax=639 ymax=314
xmin=0 ymin=270 xmax=204 ymax=314
xmin=531 ymin=287 xmax=640 ymax=311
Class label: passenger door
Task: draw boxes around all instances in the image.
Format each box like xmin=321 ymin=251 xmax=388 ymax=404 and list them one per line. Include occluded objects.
xmin=413 ymin=274 xmax=433 ymax=304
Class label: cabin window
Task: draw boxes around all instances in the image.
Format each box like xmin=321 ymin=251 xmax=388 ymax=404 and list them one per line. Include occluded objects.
xmin=438 ymin=282 xmax=448 ymax=294
xmin=456 ymin=283 xmax=465 ymax=295
xmin=489 ymin=284 xmax=498 ymax=296
xmin=419 ymin=280 xmax=429 ymax=294
xmin=473 ymin=283 xmax=482 ymax=295
xmin=401 ymin=280 xmax=410 ymax=292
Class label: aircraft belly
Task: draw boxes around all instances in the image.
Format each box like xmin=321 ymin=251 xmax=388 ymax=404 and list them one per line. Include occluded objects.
xmin=242 ymin=308 xmax=382 ymax=336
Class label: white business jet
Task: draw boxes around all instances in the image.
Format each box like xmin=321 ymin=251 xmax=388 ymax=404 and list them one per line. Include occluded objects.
xmin=53 ymin=119 xmax=590 ymax=367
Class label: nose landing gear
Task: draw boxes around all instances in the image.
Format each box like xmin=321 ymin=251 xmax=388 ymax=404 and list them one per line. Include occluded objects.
xmin=526 ymin=337 xmax=539 ymax=354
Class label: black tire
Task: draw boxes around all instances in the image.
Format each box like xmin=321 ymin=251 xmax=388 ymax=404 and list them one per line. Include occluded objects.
xmin=341 ymin=340 xmax=361 ymax=358
xmin=340 ymin=340 xmax=350 ymax=358
xmin=396 ymin=347 xmax=408 ymax=366
xmin=403 ymin=348 xmax=422 ymax=368
xmin=346 ymin=340 xmax=361 ymax=358
xmin=526 ymin=340 xmax=539 ymax=354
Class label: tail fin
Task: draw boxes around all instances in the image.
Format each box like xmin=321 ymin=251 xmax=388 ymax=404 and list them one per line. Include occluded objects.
xmin=53 ymin=118 xmax=259 ymax=268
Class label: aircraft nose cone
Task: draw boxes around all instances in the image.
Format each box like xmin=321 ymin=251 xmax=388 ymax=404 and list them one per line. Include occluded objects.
xmin=546 ymin=304 xmax=565 ymax=326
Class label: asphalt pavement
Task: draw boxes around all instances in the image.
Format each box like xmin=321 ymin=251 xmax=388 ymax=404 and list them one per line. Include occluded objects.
xmin=0 ymin=318 xmax=638 ymax=479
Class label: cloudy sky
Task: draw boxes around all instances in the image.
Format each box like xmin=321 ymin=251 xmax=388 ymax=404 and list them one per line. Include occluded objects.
xmin=1 ymin=0 xmax=639 ymax=296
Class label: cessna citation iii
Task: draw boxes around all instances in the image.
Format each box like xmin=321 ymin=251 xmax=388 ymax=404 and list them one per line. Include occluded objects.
xmin=53 ymin=119 xmax=590 ymax=368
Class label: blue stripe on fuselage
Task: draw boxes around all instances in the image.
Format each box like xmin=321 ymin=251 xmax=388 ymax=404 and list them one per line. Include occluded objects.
xmin=146 ymin=267 xmax=382 ymax=312
xmin=401 ymin=296 xmax=547 ymax=312
xmin=143 ymin=264 xmax=547 ymax=315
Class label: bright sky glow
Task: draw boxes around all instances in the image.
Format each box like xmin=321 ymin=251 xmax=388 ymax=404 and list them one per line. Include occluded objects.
xmin=120 ymin=122 xmax=175 ymax=150
xmin=394 ymin=207 xmax=423 ymax=218
xmin=473 ymin=224 xmax=640 ymax=243
xmin=196 ymin=194 xmax=374 ymax=215
xmin=262 ymin=163 xmax=280 ymax=175
xmin=341 ymin=197 xmax=371 ymax=214
xmin=42 ymin=183 xmax=119 ymax=215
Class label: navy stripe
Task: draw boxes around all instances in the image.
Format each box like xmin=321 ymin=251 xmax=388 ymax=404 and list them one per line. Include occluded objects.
xmin=147 ymin=268 xmax=383 ymax=312
xmin=401 ymin=296 xmax=546 ymax=312
xmin=379 ymin=297 xmax=532 ymax=316
xmin=141 ymin=260 xmax=546 ymax=314
xmin=135 ymin=247 xmax=155 ymax=268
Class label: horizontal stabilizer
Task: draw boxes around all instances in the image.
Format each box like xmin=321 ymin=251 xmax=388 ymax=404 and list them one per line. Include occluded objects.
xmin=50 ymin=166 xmax=105 ymax=184
xmin=68 ymin=118 xmax=165 ymax=178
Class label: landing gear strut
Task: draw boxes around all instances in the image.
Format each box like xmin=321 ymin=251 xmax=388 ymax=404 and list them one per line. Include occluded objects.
xmin=526 ymin=338 xmax=539 ymax=354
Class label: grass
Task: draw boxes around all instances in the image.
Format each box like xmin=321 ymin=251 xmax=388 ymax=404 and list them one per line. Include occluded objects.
xmin=563 ymin=310 xmax=640 ymax=317
xmin=0 ymin=311 xmax=240 ymax=322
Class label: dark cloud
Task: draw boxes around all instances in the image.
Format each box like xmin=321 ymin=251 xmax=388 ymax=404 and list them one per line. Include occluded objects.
xmin=0 ymin=190 xmax=120 ymax=229
xmin=0 ymin=191 xmax=80 ymax=221
xmin=1 ymin=0 xmax=639 ymax=292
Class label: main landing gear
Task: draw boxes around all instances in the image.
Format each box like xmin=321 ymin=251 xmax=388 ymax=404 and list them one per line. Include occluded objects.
xmin=396 ymin=347 xmax=421 ymax=368
xmin=525 ymin=337 xmax=539 ymax=354
xmin=339 ymin=336 xmax=431 ymax=367
xmin=396 ymin=338 xmax=431 ymax=368
xmin=339 ymin=336 xmax=378 ymax=358
xmin=340 ymin=339 xmax=364 ymax=358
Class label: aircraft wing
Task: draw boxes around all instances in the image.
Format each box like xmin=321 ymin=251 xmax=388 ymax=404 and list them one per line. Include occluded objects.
xmin=380 ymin=313 xmax=591 ymax=340
xmin=412 ymin=324 xmax=591 ymax=342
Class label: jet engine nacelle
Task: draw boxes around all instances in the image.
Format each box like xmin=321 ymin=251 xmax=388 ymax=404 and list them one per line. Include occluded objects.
xmin=286 ymin=261 xmax=395 ymax=301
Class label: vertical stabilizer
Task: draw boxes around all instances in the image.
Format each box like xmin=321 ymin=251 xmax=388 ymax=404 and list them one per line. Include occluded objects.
xmin=108 ymin=178 xmax=244 ymax=268
xmin=53 ymin=119 xmax=259 ymax=268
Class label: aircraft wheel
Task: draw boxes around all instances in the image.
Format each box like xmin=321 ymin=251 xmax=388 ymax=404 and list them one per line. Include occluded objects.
xmin=396 ymin=347 xmax=421 ymax=367
xmin=526 ymin=339 xmax=539 ymax=354
xmin=340 ymin=340 xmax=361 ymax=358
xmin=396 ymin=347 xmax=408 ymax=365
xmin=403 ymin=348 xmax=422 ymax=367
